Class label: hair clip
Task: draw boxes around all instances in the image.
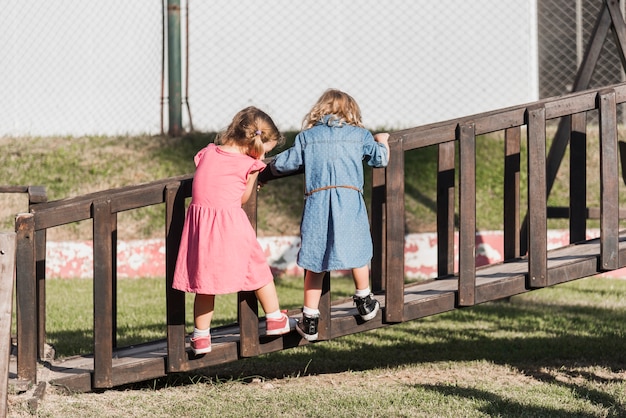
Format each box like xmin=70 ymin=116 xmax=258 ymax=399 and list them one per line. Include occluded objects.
xmin=255 ymin=130 xmax=262 ymax=135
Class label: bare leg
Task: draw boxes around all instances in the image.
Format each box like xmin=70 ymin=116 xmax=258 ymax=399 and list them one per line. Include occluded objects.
xmin=255 ymin=280 xmax=280 ymax=314
xmin=303 ymin=270 xmax=326 ymax=310
xmin=194 ymin=293 xmax=215 ymax=330
xmin=352 ymin=265 xmax=370 ymax=291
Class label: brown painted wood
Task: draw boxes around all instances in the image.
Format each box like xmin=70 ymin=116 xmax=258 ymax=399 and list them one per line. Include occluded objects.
xmin=92 ymin=199 xmax=114 ymax=388
xmin=437 ymin=141 xmax=455 ymax=276
xmin=305 ymin=272 xmax=331 ymax=341
xmin=458 ymin=123 xmax=476 ymax=306
xmin=370 ymin=167 xmax=386 ymax=292
xmin=0 ymin=233 xmax=16 ymax=417
xmin=385 ymin=135 xmax=405 ymax=323
xmin=164 ymin=183 xmax=187 ymax=372
xmin=598 ymin=89 xmax=620 ymax=270
xmin=569 ymin=113 xmax=587 ymax=243
xmin=527 ymin=106 xmax=548 ymax=288
xmin=15 ymin=213 xmax=37 ymax=383
xmin=606 ymin=0 xmax=626 ymax=70
xmin=240 ymin=186 xmax=261 ymax=357
xmin=504 ymin=126 xmax=521 ymax=259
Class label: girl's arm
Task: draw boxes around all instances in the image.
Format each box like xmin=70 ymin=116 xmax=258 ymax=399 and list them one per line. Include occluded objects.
xmin=242 ymin=170 xmax=260 ymax=204
xmin=374 ymin=133 xmax=390 ymax=155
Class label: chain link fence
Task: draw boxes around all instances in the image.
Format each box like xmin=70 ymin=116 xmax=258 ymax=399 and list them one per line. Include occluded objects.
xmin=1 ymin=1 xmax=625 ymax=137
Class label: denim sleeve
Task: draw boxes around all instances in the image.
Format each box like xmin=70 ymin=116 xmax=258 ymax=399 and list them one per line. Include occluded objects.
xmin=271 ymin=133 xmax=305 ymax=175
xmin=362 ymin=132 xmax=389 ymax=168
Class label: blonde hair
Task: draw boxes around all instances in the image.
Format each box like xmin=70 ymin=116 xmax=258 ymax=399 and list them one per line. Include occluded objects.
xmin=217 ymin=106 xmax=284 ymax=159
xmin=302 ymin=89 xmax=364 ymax=129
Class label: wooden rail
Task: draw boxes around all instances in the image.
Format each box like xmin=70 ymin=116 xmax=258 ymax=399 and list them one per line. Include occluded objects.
xmin=10 ymin=82 xmax=626 ymax=392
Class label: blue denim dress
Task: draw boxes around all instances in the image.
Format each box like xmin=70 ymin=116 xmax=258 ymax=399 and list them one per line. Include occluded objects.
xmin=271 ymin=115 xmax=389 ymax=272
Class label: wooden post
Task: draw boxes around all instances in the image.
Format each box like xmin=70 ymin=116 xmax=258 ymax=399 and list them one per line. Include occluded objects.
xmin=0 ymin=233 xmax=16 ymax=418
xmin=15 ymin=213 xmax=37 ymax=383
xmin=504 ymin=126 xmax=521 ymax=260
xmin=437 ymin=141 xmax=456 ymax=276
xmin=458 ymin=123 xmax=476 ymax=306
xmin=527 ymin=105 xmax=548 ymax=288
xmin=598 ymin=89 xmax=619 ymax=270
xmin=92 ymin=199 xmax=114 ymax=388
xmin=165 ymin=182 xmax=188 ymax=372
xmin=240 ymin=185 xmax=260 ymax=357
xmin=385 ymin=135 xmax=405 ymax=323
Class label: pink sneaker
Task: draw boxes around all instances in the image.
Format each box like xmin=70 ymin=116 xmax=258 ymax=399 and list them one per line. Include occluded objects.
xmin=190 ymin=335 xmax=211 ymax=354
xmin=266 ymin=310 xmax=296 ymax=336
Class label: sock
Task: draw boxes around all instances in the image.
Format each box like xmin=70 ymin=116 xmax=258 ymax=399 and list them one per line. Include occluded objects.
xmin=265 ymin=310 xmax=282 ymax=320
xmin=193 ymin=327 xmax=210 ymax=338
xmin=355 ymin=287 xmax=371 ymax=298
xmin=302 ymin=306 xmax=320 ymax=317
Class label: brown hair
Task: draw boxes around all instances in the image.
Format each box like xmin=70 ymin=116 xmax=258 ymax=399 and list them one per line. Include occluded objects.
xmin=302 ymin=89 xmax=364 ymax=129
xmin=217 ymin=106 xmax=284 ymax=159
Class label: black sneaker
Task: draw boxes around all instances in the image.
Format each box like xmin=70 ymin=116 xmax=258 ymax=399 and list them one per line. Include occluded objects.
xmin=296 ymin=313 xmax=319 ymax=341
xmin=353 ymin=294 xmax=380 ymax=321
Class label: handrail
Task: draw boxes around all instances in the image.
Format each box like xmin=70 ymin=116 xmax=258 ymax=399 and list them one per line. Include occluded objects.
xmin=12 ymin=80 xmax=626 ymax=389
xmin=380 ymin=82 xmax=626 ymax=322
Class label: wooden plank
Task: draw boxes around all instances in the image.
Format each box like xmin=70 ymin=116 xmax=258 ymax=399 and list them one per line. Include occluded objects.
xmin=606 ymin=0 xmax=626 ymax=70
xmin=527 ymin=106 xmax=548 ymax=288
xmin=317 ymin=272 xmax=331 ymax=341
xmin=385 ymin=137 xmax=405 ymax=322
xmin=92 ymin=199 xmax=114 ymax=388
xmin=30 ymin=175 xmax=192 ymax=230
xmin=0 ymin=233 xmax=16 ymax=418
xmin=239 ymin=186 xmax=261 ymax=356
xmin=370 ymin=167 xmax=386 ymax=292
xmin=458 ymin=123 xmax=476 ymax=306
xmin=437 ymin=141 xmax=455 ymax=276
xmin=164 ymin=183 xmax=188 ymax=372
xmin=15 ymin=213 xmax=37 ymax=383
xmin=569 ymin=112 xmax=587 ymax=243
xmin=598 ymin=89 xmax=620 ymax=270
xmin=35 ymin=229 xmax=46 ymax=359
xmin=572 ymin=3 xmax=611 ymax=91
xmin=504 ymin=126 xmax=521 ymax=259
xmin=238 ymin=291 xmax=260 ymax=357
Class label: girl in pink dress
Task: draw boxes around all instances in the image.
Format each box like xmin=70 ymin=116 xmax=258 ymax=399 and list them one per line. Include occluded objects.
xmin=173 ymin=107 xmax=292 ymax=355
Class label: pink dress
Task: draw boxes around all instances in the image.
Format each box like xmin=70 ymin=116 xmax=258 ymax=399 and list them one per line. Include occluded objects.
xmin=172 ymin=143 xmax=273 ymax=294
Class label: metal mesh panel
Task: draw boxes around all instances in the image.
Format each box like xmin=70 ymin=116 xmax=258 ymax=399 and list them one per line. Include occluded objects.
xmin=1 ymin=1 xmax=625 ymax=136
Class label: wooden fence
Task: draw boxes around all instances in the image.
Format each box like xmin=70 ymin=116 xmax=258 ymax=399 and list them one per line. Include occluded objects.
xmin=10 ymin=81 xmax=626 ymax=392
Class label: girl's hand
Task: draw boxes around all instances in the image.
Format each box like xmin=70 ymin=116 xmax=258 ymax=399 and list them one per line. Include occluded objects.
xmin=374 ymin=132 xmax=390 ymax=155
xmin=374 ymin=132 xmax=390 ymax=146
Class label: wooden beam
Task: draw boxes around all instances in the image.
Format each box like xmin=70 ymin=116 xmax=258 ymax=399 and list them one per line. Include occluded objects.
xmin=458 ymin=123 xmax=476 ymax=306
xmin=437 ymin=141 xmax=456 ymax=276
xmin=527 ymin=106 xmax=548 ymax=288
xmin=598 ymin=89 xmax=620 ymax=270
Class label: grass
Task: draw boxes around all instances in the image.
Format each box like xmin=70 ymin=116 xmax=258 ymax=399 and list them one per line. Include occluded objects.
xmin=8 ymin=276 xmax=626 ymax=417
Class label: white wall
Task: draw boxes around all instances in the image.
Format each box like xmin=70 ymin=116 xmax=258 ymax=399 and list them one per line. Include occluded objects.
xmin=1 ymin=1 xmax=537 ymax=136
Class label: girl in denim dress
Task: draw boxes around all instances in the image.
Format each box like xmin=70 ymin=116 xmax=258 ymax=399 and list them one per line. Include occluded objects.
xmin=269 ymin=89 xmax=390 ymax=341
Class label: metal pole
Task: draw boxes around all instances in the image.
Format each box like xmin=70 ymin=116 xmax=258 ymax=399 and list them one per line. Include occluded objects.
xmin=167 ymin=0 xmax=183 ymax=136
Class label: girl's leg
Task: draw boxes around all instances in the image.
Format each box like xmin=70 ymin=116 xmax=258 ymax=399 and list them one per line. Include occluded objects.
xmin=194 ymin=293 xmax=215 ymax=330
xmin=256 ymin=281 xmax=293 ymax=335
xmin=303 ymin=270 xmax=326 ymax=310
xmin=352 ymin=265 xmax=370 ymax=291
xmin=255 ymin=280 xmax=280 ymax=314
